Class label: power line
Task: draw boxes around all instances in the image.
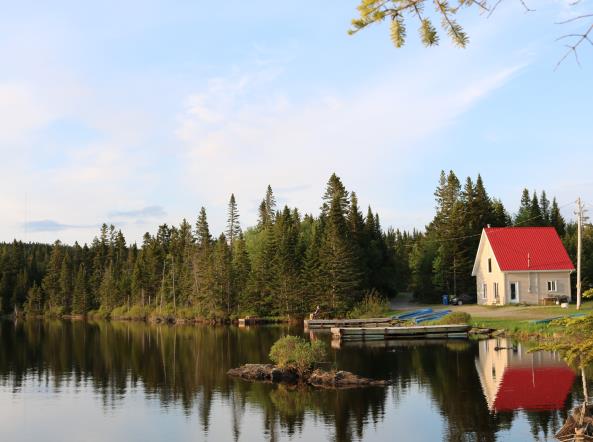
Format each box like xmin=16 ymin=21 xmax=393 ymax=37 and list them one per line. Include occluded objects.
xmin=404 ymin=200 xmax=575 ymax=247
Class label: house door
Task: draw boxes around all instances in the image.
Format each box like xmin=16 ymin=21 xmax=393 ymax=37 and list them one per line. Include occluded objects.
xmin=509 ymin=282 xmax=519 ymax=303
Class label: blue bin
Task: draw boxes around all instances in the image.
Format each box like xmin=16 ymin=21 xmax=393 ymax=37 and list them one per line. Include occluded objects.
xmin=442 ymin=294 xmax=449 ymax=305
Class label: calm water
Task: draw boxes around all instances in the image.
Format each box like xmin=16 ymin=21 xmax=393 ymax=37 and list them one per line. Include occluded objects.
xmin=0 ymin=320 xmax=584 ymax=442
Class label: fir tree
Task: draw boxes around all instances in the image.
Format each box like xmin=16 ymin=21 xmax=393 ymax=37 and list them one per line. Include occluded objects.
xmin=514 ymin=188 xmax=532 ymax=226
xmin=320 ymin=189 xmax=361 ymax=312
xmin=540 ymin=191 xmax=551 ymax=225
xmin=226 ymin=194 xmax=241 ymax=250
xmin=529 ymin=192 xmax=544 ymax=226
xmin=71 ymin=265 xmax=88 ymax=315
xmin=42 ymin=241 xmax=63 ymax=311
xmin=25 ymin=282 xmax=43 ymax=315
xmin=59 ymin=252 xmax=73 ymax=312
xmin=232 ymin=233 xmax=251 ymax=314
xmin=99 ymin=264 xmax=118 ymax=311
xmin=321 ymin=173 xmax=349 ymax=216
xmin=550 ymin=198 xmax=566 ymax=236
xmin=491 ymin=198 xmax=511 ymax=227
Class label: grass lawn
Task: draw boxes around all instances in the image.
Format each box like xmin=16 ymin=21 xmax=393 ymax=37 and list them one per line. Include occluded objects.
xmin=388 ymin=298 xmax=593 ymax=336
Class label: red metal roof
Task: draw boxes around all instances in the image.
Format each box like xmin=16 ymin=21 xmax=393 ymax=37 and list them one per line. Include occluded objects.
xmin=485 ymin=227 xmax=575 ymax=272
xmin=493 ymin=366 xmax=575 ymax=412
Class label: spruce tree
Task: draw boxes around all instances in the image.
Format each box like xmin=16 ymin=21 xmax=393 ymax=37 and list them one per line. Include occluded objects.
xmin=194 ymin=207 xmax=215 ymax=313
xmin=59 ymin=252 xmax=73 ymax=312
xmin=264 ymin=185 xmax=276 ymax=224
xmin=71 ymin=265 xmax=88 ymax=315
xmin=320 ymin=189 xmax=361 ymax=312
xmin=232 ymin=233 xmax=251 ymax=314
xmin=529 ymin=191 xmax=544 ymax=226
xmin=430 ymin=171 xmax=465 ymax=296
xmin=99 ymin=264 xmax=117 ymax=311
xmin=273 ymin=206 xmax=301 ymax=316
xmin=550 ymin=198 xmax=566 ymax=236
xmin=212 ymin=234 xmax=232 ymax=316
xmin=514 ymin=188 xmax=532 ymax=226
xmin=540 ymin=191 xmax=551 ymax=225
xmin=42 ymin=241 xmax=63 ymax=311
xmin=25 ymin=282 xmax=43 ymax=315
xmin=226 ymin=194 xmax=241 ymax=250
xmin=491 ymin=198 xmax=511 ymax=227
xmin=321 ymin=173 xmax=349 ymax=216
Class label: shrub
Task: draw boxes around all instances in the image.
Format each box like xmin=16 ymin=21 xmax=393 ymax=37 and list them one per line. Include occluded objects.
xmin=269 ymin=336 xmax=326 ymax=374
xmin=44 ymin=306 xmax=65 ymax=318
xmin=433 ymin=311 xmax=471 ymax=325
xmin=583 ymin=288 xmax=593 ymax=299
xmin=348 ymin=291 xmax=391 ymax=319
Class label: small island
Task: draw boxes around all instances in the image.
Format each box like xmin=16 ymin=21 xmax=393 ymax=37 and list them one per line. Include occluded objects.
xmin=227 ymin=336 xmax=390 ymax=389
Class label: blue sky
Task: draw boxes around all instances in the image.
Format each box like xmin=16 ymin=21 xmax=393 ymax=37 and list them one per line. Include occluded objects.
xmin=1 ymin=0 xmax=592 ymax=244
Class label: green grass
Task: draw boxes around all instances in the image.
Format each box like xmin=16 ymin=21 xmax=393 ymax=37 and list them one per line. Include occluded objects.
xmin=470 ymin=317 xmax=566 ymax=338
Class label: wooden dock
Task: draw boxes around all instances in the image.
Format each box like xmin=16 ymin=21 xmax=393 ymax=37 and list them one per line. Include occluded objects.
xmin=331 ymin=338 xmax=472 ymax=349
xmin=304 ymin=317 xmax=392 ymax=329
xmin=331 ymin=324 xmax=471 ymax=341
xmin=238 ymin=317 xmax=286 ymax=326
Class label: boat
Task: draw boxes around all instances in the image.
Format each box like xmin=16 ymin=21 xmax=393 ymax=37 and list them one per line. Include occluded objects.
xmin=415 ymin=310 xmax=451 ymax=324
xmin=393 ymin=308 xmax=433 ymax=320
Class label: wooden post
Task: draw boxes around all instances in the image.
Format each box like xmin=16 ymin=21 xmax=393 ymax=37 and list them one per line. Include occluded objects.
xmin=576 ymin=198 xmax=587 ymax=310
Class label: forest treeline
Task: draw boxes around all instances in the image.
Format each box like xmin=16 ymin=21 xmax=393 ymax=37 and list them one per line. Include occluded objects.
xmin=0 ymin=172 xmax=591 ymax=319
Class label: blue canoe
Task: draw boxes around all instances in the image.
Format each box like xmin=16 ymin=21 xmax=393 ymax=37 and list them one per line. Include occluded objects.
xmin=415 ymin=310 xmax=452 ymax=324
xmin=530 ymin=313 xmax=586 ymax=325
xmin=393 ymin=308 xmax=433 ymax=320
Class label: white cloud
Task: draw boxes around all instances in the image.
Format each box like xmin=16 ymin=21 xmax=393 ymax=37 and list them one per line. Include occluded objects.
xmin=175 ymin=55 xmax=524 ymax=231
xmin=0 ymin=83 xmax=53 ymax=145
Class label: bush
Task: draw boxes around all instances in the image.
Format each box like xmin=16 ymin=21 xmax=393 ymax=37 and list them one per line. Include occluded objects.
xmin=269 ymin=336 xmax=326 ymax=374
xmin=348 ymin=291 xmax=391 ymax=319
xmin=87 ymin=308 xmax=111 ymax=320
xmin=44 ymin=306 xmax=65 ymax=318
xmin=433 ymin=311 xmax=471 ymax=325
xmin=583 ymin=288 xmax=593 ymax=299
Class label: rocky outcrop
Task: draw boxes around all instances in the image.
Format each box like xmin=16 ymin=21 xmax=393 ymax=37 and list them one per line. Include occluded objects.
xmin=307 ymin=369 xmax=390 ymax=388
xmin=227 ymin=364 xmax=390 ymax=389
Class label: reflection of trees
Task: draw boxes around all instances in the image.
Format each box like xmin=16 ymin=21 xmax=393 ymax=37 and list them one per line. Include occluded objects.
xmin=0 ymin=321 xmax=579 ymax=441
xmin=332 ymin=341 xmax=515 ymax=442
xmin=0 ymin=321 xmax=391 ymax=441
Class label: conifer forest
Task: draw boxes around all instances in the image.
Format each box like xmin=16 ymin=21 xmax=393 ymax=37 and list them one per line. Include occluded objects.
xmin=0 ymin=171 xmax=590 ymax=319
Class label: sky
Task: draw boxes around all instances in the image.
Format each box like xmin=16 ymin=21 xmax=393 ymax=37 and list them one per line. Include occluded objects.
xmin=1 ymin=0 xmax=592 ymax=245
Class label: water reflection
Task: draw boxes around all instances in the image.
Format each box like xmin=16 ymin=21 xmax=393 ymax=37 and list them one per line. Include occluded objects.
xmin=475 ymin=338 xmax=575 ymax=412
xmin=0 ymin=320 xmax=584 ymax=441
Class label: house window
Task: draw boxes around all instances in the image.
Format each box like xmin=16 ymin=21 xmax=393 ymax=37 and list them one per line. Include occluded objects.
xmin=488 ymin=258 xmax=492 ymax=273
xmin=494 ymin=283 xmax=499 ymax=298
xmin=547 ymin=280 xmax=557 ymax=292
xmin=483 ymin=283 xmax=487 ymax=300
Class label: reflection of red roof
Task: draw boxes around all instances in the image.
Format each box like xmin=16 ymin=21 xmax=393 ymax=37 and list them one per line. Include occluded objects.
xmin=485 ymin=227 xmax=575 ymax=271
xmin=493 ymin=366 xmax=575 ymax=412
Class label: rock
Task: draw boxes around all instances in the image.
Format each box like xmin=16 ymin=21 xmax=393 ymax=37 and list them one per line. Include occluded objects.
xmin=469 ymin=328 xmax=493 ymax=335
xmin=307 ymin=369 xmax=391 ymax=388
xmin=227 ymin=364 xmax=274 ymax=381
xmin=228 ymin=364 xmax=390 ymax=389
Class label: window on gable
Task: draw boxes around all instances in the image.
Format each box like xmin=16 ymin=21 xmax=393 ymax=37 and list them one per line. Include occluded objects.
xmin=547 ymin=280 xmax=557 ymax=292
xmin=488 ymin=258 xmax=492 ymax=273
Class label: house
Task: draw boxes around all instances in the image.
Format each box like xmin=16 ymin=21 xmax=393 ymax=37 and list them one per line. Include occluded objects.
xmin=475 ymin=338 xmax=575 ymax=412
xmin=471 ymin=227 xmax=574 ymax=305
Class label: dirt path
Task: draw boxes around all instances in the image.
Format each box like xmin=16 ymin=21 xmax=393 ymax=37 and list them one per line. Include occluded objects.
xmin=390 ymin=293 xmax=592 ymax=320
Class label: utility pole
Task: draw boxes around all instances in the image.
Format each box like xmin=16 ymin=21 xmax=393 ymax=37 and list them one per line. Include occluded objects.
xmin=576 ymin=198 xmax=588 ymax=310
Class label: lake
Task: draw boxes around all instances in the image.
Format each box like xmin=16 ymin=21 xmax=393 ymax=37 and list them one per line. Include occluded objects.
xmin=0 ymin=320 xmax=583 ymax=441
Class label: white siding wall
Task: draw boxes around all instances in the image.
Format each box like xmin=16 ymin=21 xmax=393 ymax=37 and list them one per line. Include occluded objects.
xmin=505 ymin=271 xmax=572 ymax=304
xmin=474 ymin=238 xmax=506 ymax=305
